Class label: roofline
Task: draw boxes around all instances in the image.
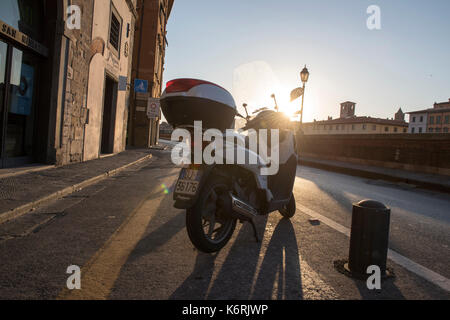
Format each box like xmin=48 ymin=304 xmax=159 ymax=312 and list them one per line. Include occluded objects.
xmin=407 ymin=108 xmax=450 ymax=114
xmin=305 ymin=118 xmax=408 ymax=126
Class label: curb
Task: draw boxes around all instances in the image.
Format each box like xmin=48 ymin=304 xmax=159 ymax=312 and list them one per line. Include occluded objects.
xmin=299 ymin=158 xmax=450 ymax=194
xmin=0 ymin=165 xmax=55 ymax=179
xmin=0 ymin=154 xmax=153 ymax=225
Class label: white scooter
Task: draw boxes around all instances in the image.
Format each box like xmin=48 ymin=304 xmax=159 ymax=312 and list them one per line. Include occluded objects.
xmin=161 ymin=79 xmax=298 ymax=253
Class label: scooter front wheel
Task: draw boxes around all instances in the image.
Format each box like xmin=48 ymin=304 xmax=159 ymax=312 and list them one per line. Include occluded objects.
xmin=186 ymin=178 xmax=237 ymax=253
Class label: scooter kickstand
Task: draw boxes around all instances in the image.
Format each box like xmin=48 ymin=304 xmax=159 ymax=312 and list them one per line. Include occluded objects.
xmin=250 ymin=219 xmax=259 ymax=243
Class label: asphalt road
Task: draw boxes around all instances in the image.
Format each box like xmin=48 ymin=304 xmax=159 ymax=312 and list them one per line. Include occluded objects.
xmin=0 ymin=148 xmax=448 ymax=300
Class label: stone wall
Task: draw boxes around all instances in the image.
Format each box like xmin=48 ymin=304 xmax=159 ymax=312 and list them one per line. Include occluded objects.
xmin=56 ymin=0 xmax=93 ymax=165
xmin=297 ymin=133 xmax=450 ymax=175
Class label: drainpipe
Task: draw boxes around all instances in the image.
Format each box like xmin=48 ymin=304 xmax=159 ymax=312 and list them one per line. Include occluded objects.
xmin=131 ymin=0 xmax=146 ymax=146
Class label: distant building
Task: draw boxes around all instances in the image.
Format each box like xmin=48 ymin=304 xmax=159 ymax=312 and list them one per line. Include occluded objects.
xmin=407 ymin=99 xmax=450 ymax=133
xmin=128 ymin=0 xmax=174 ymax=148
xmin=340 ymin=101 xmax=356 ymax=118
xmin=303 ymin=102 xmax=408 ymax=135
xmin=395 ymin=108 xmax=405 ymax=121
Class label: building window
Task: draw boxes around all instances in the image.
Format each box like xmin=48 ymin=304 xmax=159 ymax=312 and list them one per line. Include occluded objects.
xmin=429 ymin=128 xmax=433 ymax=133
xmin=412 ymin=116 xmax=416 ymax=122
xmin=384 ymin=127 xmax=389 ymax=132
xmin=362 ymin=124 xmax=366 ymax=130
xmin=419 ymin=127 xmax=422 ymax=133
xmin=109 ymin=6 xmax=122 ymax=57
xmin=420 ymin=116 xmax=423 ymax=122
xmin=444 ymin=128 xmax=449 ymax=133
xmin=403 ymin=128 xmax=407 ymax=133
xmin=437 ymin=116 xmax=442 ymax=124
xmin=411 ymin=128 xmax=415 ymax=133
xmin=445 ymin=116 xmax=449 ymax=124
xmin=394 ymin=127 xmax=398 ymax=133
xmin=352 ymin=124 xmax=355 ymax=130
xmin=429 ymin=116 xmax=434 ymax=124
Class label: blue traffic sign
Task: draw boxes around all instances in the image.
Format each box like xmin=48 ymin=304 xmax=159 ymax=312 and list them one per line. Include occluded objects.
xmin=134 ymin=79 xmax=148 ymax=93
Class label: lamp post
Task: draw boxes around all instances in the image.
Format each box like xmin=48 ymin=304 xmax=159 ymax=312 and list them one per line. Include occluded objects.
xmin=300 ymin=65 xmax=310 ymax=124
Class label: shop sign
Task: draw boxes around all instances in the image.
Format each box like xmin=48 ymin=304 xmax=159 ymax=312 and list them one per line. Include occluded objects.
xmin=0 ymin=19 xmax=48 ymax=57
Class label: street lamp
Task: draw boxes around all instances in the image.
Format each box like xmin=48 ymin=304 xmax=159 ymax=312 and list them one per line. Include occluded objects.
xmin=299 ymin=65 xmax=309 ymax=124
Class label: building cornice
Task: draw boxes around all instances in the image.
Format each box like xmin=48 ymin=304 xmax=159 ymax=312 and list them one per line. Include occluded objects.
xmin=126 ymin=0 xmax=138 ymax=19
xmin=307 ymin=117 xmax=408 ymax=126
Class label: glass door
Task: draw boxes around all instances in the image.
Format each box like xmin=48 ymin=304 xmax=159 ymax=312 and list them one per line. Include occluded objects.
xmin=0 ymin=39 xmax=7 ymax=167
xmin=0 ymin=41 xmax=38 ymax=168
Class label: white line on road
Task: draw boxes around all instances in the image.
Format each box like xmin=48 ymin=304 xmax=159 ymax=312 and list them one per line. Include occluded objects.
xmin=296 ymin=202 xmax=450 ymax=293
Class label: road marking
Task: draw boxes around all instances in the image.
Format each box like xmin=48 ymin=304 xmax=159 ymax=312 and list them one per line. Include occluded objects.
xmin=58 ymin=187 xmax=166 ymax=300
xmin=296 ymin=202 xmax=450 ymax=292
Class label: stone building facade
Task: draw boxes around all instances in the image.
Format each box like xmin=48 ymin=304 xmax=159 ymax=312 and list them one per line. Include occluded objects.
xmin=57 ymin=0 xmax=94 ymax=165
xmin=83 ymin=0 xmax=137 ymax=161
xmin=128 ymin=0 xmax=174 ymax=148
xmin=0 ymin=0 xmax=137 ymax=168
xmin=407 ymin=99 xmax=450 ymax=134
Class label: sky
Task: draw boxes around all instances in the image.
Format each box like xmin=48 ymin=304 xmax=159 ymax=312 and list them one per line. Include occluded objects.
xmin=162 ymin=0 xmax=450 ymax=123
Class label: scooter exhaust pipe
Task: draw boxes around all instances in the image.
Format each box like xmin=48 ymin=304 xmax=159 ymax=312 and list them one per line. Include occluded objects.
xmin=230 ymin=193 xmax=258 ymax=220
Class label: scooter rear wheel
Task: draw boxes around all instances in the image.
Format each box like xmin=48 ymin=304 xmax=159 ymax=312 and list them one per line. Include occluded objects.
xmin=279 ymin=193 xmax=296 ymax=218
xmin=186 ymin=177 xmax=237 ymax=253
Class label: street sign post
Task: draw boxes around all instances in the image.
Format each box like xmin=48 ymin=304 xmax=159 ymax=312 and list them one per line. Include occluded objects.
xmin=118 ymin=76 xmax=128 ymax=91
xmin=147 ymin=98 xmax=161 ymax=119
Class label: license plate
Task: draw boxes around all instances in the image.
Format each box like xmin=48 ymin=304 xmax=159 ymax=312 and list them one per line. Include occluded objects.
xmin=175 ymin=168 xmax=202 ymax=196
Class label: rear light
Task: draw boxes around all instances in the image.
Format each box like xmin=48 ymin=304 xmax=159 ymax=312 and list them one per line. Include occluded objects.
xmin=165 ymin=78 xmax=225 ymax=93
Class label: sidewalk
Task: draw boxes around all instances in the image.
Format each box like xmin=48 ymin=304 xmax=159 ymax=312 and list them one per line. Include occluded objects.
xmin=0 ymin=149 xmax=153 ymax=224
xmin=299 ymin=156 xmax=450 ymax=193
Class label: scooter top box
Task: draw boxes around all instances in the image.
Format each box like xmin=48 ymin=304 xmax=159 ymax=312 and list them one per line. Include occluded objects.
xmin=160 ymin=78 xmax=237 ymax=131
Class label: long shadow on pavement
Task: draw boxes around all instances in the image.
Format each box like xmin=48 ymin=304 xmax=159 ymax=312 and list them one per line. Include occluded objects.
xmin=171 ymin=217 xmax=269 ymax=300
xmin=251 ymin=218 xmax=302 ymax=300
xmin=171 ymin=216 xmax=304 ymax=300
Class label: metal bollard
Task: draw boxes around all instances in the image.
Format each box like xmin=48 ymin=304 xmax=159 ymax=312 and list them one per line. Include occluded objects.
xmin=346 ymin=199 xmax=391 ymax=278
